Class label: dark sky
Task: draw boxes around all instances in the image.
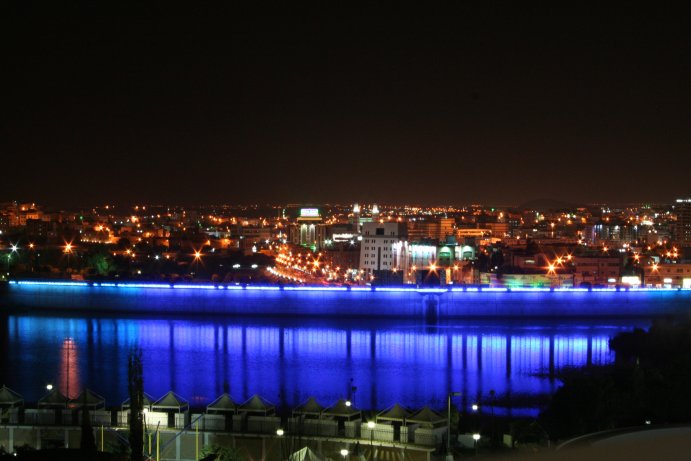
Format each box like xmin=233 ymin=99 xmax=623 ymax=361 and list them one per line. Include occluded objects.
xmin=2 ymin=3 xmax=690 ymax=207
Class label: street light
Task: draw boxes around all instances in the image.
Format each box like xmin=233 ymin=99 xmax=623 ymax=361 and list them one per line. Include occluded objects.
xmin=276 ymin=429 xmax=284 ymax=461
xmin=340 ymin=448 xmax=349 ymax=459
xmin=473 ymin=433 xmax=481 ymax=455
xmin=367 ymin=421 xmax=375 ymax=459
xmin=6 ymin=243 xmax=18 ymax=278
xmin=447 ymin=391 xmax=462 ymax=461
xmin=64 ymin=242 xmax=73 ymax=274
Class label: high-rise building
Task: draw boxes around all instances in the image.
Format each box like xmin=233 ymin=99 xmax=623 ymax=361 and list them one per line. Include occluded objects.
xmin=675 ymin=198 xmax=691 ymax=247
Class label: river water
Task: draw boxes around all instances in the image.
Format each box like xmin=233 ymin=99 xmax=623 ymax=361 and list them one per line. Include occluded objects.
xmin=0 ymin=312 xmax=652 ymax=417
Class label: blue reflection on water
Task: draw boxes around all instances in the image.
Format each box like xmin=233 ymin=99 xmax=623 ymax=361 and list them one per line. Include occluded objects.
xmin=2 ymin=315 xmax=651 ymax=417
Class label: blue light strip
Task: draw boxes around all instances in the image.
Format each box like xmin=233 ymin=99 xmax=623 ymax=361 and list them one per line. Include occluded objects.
xmin=283 ymin=286 xmax=347 ymax=291
xmin=246 ymin=285 xmax=280 ymax=291
xmin=13 ymin=280 xmax=89 ymax=287
xmin=8 ymin=280 xmax=691 ymax=294
xmin=173 ymin=284 xmax=217 ymax=290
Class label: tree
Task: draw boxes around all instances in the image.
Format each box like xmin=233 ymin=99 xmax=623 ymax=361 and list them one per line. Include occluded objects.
xmin=86 ymin=245 xmax=117 ymax=276
xmin=128 ymin=348 xmax=144 ymax=461
xmin=541 ymin=319 xmax=691 ymax=440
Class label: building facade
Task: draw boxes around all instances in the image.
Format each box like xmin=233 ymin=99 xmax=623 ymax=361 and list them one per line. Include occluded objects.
xmin=359 ymin=222 xmax=407 ymax=279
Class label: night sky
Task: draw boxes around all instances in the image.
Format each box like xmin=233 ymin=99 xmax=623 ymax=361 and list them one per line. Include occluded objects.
xmin=3 ymin=4 xmax=690 ymax=207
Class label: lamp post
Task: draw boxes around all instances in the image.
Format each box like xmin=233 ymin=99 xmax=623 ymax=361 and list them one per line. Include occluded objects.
xmin=367 ymin=421 xmax=375 ymax=460
xmin=473 ymin=433 xmax=481 ymax=455
xmin=193 ymin=250 xmax=202 ymax=275
xmin=276 ymin=428 xmax=284 ymax=461
xmin=64 ymin=243 xmax=73 ymax=274
xmin=340 ymin=448 xmax=349 ymax=460
xmin=447 ymin=391 xmax=462 ymax=461
xmin=7 ymin=244 xmax=18 ymax=279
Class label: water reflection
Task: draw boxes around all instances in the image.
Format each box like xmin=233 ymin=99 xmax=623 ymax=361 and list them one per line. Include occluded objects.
xmin=58 ymin=338 xmax=80 ymax=399
xmin=3 ymin=315 xmax=650 ymax=416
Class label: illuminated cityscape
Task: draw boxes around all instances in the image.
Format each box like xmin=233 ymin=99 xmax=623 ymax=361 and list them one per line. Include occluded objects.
xmin=2 ymin=3 xmax=691 ymax=460
xmin=2 ymin=200 xmax=691 ymax=289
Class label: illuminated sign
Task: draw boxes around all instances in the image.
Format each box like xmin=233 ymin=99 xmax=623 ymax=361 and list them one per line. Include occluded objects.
xmin=332 ymin=233 xmax=354 ymax=242
xmin=300 ymin=208 xmax=320 ymax=217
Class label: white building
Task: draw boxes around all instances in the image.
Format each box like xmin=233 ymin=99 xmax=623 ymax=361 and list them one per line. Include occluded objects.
xmin=359 ymin=222 xmax=407 ymax=278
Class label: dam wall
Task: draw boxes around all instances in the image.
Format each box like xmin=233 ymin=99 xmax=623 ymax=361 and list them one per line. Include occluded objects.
xmin=3 ymin=280 xmax=691 ymax=318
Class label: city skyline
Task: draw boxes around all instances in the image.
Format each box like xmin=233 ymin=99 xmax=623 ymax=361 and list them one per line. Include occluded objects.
xmin=3 ymin=5 xmax=691 ymax=206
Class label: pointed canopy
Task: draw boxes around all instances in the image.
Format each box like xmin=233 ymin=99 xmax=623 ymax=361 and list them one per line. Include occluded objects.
xmin=71 ymin=389 xmax=105 ymax=409
xmin=323 ymin=399 xmax=361 ymax=419
xmin=206 ymin=393 xmax=237 ymax=413
xmin=376 ymin=403 xmax=411 ymax=423
xmin=122 ymin=392 xmax=155 ymax=410
xmin=0 ymin=386 xmax=23 ymax=407
xmin=407 ymin=407 xmax=445 ymax=427
xmin=152 ymin=391 xmax=189 ymax=412
xmin=38 ymin=389 xmax=69 ymax=408
xmin=288 ymin=446 xmax=326 ymax=461
xmin=292 ymin=397 xmax=325 ymax=417
xmin=238 ymin=394 xmax=275 ymax=415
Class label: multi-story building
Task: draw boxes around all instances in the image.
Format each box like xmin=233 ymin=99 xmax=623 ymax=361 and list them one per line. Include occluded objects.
xmin=572 ymin=256 xmax=622 ymax=286
xmin=643 ymin=263 xmax=691 ymax=288
xmin=406 ymin=218 xmax=455 ymax=242
xmin=675 ymin=198 xmax=691 ymax=247
xmin=392 ymin=238 xmax=476 ymax=284
xmin=359 ymin=222 xmax=407 ymax=278
xmin=287 ymin=207 xmax=325 ymax=250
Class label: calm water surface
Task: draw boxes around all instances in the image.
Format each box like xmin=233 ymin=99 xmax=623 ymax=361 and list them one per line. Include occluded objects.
xmin=0 ymin=313 xmax=652 ymax=417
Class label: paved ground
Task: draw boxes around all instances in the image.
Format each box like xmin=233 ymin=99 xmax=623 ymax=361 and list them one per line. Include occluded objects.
xmin=434 ymin=426 xmax=691 ymax=461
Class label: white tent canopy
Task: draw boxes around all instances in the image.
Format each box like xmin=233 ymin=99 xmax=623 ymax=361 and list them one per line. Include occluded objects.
xmin=288 ymin=446 xmax=325 ymax=461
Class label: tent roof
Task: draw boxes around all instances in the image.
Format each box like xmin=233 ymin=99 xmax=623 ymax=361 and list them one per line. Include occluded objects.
xmin=38 ymin=389 xmax=69 ymax=408
xmin=323 ymin=399 xmax=361 ymax=418
xmin=376 ymin=403 xmax=411 ymax=422
xmin=122 ymin=392 xmax=155 ymax=409
xmin=292 ymin=397 xmax=325 ymax=416
xmin=407 ymin=406 xmax=445 ymax=426
xmin=206 ymin=393 xmax=236 ymax=413
xmin=288 ymin=446 xmax=325 ymax=461
xmin=238 ymin=394 xmax=275 ymax=414
xmin=71 ymin=389 xmax=105 ymax=408
xmin=152 ymin=391 xmax=189 ymax=411
xmin=0 ymin=385 xmax=23 ymax=407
